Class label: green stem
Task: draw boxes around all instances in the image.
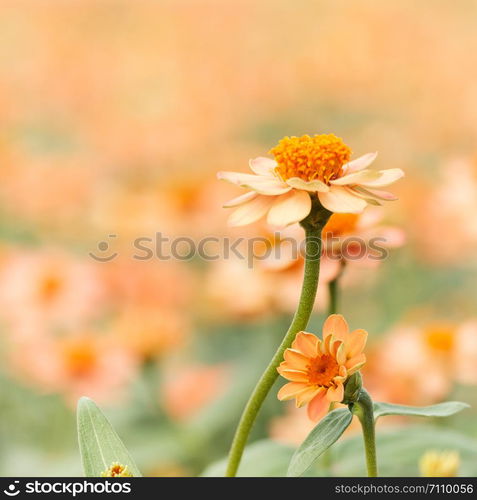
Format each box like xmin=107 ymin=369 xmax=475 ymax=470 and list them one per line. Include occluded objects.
xmin=352 ymin=388 xmax=378 ymax=477
xmin=328 ymin=276 xmax=339 ymax=316
xmin=328 ymin=259 xmax=345 ymax=316
xmin=225 ymin=210 xmax=329 ymax=477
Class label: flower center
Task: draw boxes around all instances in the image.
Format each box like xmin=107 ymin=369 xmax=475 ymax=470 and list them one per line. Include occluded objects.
xmin=62 ymin=340 xmax=97 ymax=376
xmin=101 ymin=462 xmax=133 ymax=477
xmin=270 ymin=134 xmax=351 ymax=183
xmin=307 ymin=354 xmax=340 ymax=386
xmin=39 ymin=274 xmax=63 ymax=303
xmin=322 ymin=213 xmax=360 ymax=238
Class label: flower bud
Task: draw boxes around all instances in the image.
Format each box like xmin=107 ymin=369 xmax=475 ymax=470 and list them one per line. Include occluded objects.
xmin=343 ymin=372 xmax=362 ymax=404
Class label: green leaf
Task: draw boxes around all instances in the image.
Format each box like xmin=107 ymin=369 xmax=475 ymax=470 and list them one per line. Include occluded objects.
xmin=287 ymin=408 xmax=353 ymax=477
xmin=373 ymin=401 xmax=470 ymax=420
xmin=201 ymin=439 xmax=295 ymax=477
xmin=77 ymin=397 xmax=142 ymax=477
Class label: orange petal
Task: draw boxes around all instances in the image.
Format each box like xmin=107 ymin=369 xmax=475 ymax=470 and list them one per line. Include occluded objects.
xmin=323 ymin=314 xmax=350 ymax=342
xmin=346 ymin=329 xmax=368 ymax=358
xmin=345 ymin=353 xmax=366 ymax=374
xmin=296 ymin=386 xmax=321 ymax=407
xmin=277 ymin=361 xmax=301 ymax=373
xmin=307 ymin=389 xmax=329 ymax=421
xmin=292 ymin=331 xmax=320 ymax=357
xmin=283 ymin=349 xmax=310 ymax=370
xmin=326 ymin=382 xmax=344 ymax=402
xmin=277 ymin=382 xmax=309 ymax=401
xmin=278 ymin=369 xmax=309 ymax=383
xmin=322 ymin=332 xmax=333 ymax=355
xmin=330 ymin=338 xmax=343 ymax=358
xmin=335 ymin=342 xmax=347 ymax=365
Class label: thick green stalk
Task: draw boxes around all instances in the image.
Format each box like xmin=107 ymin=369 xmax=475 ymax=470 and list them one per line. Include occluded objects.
xmin=225 ymin=205 xmax=330 ymax=477
xmin=352 ymin=388 xmax=378 ymax=477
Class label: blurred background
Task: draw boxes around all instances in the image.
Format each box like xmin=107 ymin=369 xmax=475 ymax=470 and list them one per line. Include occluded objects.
xmin=1 ymin=0 xmax=477 ymax=477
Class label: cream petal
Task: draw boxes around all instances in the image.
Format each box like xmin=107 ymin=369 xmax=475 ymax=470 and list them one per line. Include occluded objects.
xmin=346 ymin=187 xmax=383 ymax=206
xmin=285 ymin=177 xmax=329 ymax=193
xmin=249 ymin=157 xmax=278 ymax=176
xmin=351 ymin=185 xmax=398 ymax=201
xmin=217 ymin=171 xmax=264 ymax=185
xmin=358 ymin=168 xmax=404 ymax=188
xmin=318 ymin=186 xmax=368 ymax=213
xmin=267 ymin=190 xmax=312 ymax=227
xmin=307 ymin=389 xmax=329 ymax=421
xmin=227 ymin=195 xmax=274 ymax=226
xmin=326 ymin=382 xmax=344 ymax=402
xmin=342 ymin=152 xmax=378 ymax=173
xmin=217 ymin=171 xmax=291 ymax=195
xmin=330 ymin=169 xmax=382 ymax=186
xmin=323 ymin=314 xmax=350 ymax=342
xmin=223 ymin=191 xmax=258 ymax=208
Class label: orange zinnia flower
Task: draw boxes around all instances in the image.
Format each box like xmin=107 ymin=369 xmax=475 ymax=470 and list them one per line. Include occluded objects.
xmin=277 ymin=314 xmax=367 ymax=421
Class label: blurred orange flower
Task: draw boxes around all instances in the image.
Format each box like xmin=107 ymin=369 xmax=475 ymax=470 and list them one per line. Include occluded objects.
xmin=115 ymin=306 xmax=189 ymax=361
xmin=364 ymin=320 xmax=477 ymax=406
xmin=9 ymin=330 xmax=138 ymax=405
xmin=163 ymin=364 xmax=229 ymax=421
xmin=277 ymin=314 xmax=367 ymax=421
xmin=0 ymin=250 xmax=106 ymax=329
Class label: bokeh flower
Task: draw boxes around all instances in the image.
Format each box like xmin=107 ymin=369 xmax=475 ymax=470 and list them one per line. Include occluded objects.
xmin=163 ymin=364 xmax=230 ymax=421
xmin=419 ymin=450 xmax=460 ymax=477
xmin=364 ymin=320 xmax=477 ymax=406
xmin=9 ymin=330 xmax=139 ymax=405
xmin=277 ymin=314 xmax=367 ymax=420
xmin=218 ymin=134 xmax=403 ymax=226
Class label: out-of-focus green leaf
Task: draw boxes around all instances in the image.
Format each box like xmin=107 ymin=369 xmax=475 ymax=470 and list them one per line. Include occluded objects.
xmin=330 ymin=425 xmax=477 ymax=477
xmin=287 ymin=408 xmax=353 ymax=477
xmin=77 ymin=397 xmax=142 ymax=477
xmin=200 ymin=440 xmax=294 ymax=477
xmin=373 ymin=401 xmax=470 ymax=420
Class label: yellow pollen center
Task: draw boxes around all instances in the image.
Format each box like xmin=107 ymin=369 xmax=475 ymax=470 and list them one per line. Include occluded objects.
xmin=101 ymin=462 xmax=133 ymax=477
xmin=270 ymin=134 xmax=351 ymax=183
xmin=322 ymin=213 xmax=361 ymax=238
xmin=307 ymin=355 xmax=340 ymax=386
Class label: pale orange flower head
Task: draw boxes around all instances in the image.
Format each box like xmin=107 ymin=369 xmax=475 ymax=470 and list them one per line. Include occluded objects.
xmin=277 ymin=314 xmax=367 ymax=421
xmin=218 ymin=134 xmax=403 ymax=227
